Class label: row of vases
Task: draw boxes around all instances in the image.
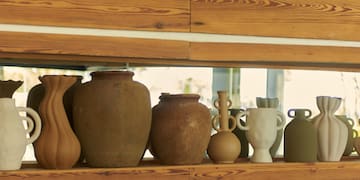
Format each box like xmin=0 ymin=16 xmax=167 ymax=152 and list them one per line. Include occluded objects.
xmin=284 ymin=96 xmax=357 ymax=162
xmin=0 ymin=71 xmax=358 ymax=170
xmin=0 ymin=71 xmax=153 ymax=170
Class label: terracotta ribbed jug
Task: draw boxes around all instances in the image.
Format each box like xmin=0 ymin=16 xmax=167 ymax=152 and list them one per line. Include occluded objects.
xmin=34 ymin=75 xmax=81 ymax=169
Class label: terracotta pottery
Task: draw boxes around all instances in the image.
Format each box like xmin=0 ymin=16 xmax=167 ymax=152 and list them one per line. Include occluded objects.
xmin=336 ymin=115 xmax=358 ymax=156
xmin=284 ymin=109 xmax=317 ymax=162
xmin=34 ymin=75 xmax=81 ymax=169
xmin=151 ymin=93 xmax=211 ymax=165
xmin=0 ymin=98 xmax=41 ymax=170
xmin=256 ymin=97 xmax=282 ymax=158
xmin=27 ymin=76 xmax=82 ymax=131
xmin=229 ymin=108 xmax=248 ymax=158
xmin=311 ymin=96 xmax=347 ymax=162
xmin=0 ymin=80 xmax=23 ymax=98
xmin=73 ymin=71 xmax=151 ymax=167
xmin=207 ymin=91 xmax=240 ymax=164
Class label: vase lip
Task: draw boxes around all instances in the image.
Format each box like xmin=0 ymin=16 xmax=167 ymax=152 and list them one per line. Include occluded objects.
xmin=316 ymin=96 xmax=342 ymax=100
xmin=39 ymin=75 xmax=83 ymax=79
xmin=91 ymin=71 xmax=134 ymax=77
xmin=159 ymin=93 xmax=200 ymax=100
xmin=0 ymin=98 xmax=15 ymax=103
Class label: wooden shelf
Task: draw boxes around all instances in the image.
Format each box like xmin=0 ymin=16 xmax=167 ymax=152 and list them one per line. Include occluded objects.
xmin=1 ymin=157 xmax=359 ymax=180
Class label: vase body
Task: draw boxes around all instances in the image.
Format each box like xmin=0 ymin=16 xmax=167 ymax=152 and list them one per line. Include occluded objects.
xmin=256 ymin=97 xmax=282 ymax=158
xmin=73 ymin=71 xmax=151 ymax=167
xmin=0 ymin=98 xmax=41 ymax=170
xmin=34 ymin=75 xmax=81 ymax=169
xmin=284 ymin=109 xmax=317 ymax=162
xmin=311 ymin=96 xmax=347 ymax=162
xmin=229 ymin=108 xmax=248 ymax=158
xmin=237 ymin=108 xmax=285 ymax=163
xmin=336 ymin=115 xmax=357 ymax=156
xmin=207 ymin=91 xmax=240 ymax=163
xmin=152 ymin=93 xmax=211 ymax=165
xmin=0 ymin=80 xmax=23 ymax=98
xmin=27 ymin=76 xmax=82 ymax=131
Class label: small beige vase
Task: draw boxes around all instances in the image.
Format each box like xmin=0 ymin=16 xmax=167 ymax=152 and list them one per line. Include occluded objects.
xmin=34 ymin=75 xmax=81 ymax=169
xmin=207 ymin=91 xmax=241 ymax=163
xmin=311 ymin=96 xmax=347 ymax=162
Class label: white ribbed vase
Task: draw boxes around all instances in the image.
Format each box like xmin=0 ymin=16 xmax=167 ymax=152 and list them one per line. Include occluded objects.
xmin=311 ymin=96 xmax=347 ymax=162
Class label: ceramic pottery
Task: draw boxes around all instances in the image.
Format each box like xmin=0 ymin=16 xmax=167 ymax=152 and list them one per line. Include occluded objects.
xmin=353 ymin=137 xmax=360 ymax=156
xmin=73 ymin=71 xmax=151 ymax=167
xmin=311 ymin=96 xmax=347 ymax=162
xmin=284 ymin=109 xmax=317 ymax=162
xmin=0 ymin=98 xmax=41 ymax=170
xmin=237 ymin=108 xmax=285 ymax=163
xmin=256 ymin=97 xmax=282 ymax=158
xmin=208 ymin=91 xmax=241 ymax=163
xmin=0 ymin=80 xmax=23 ymax=98
xmin=27 ymin=76 xmax=82 ymax=131
xmin=229 ymin=108 xmax=248 ymax=158
xmin=152 ymin=93 xmax=211 ymax=165
xmin=34 ymin=75 xmax=81 ymax=169
xmin=336 ymin=115 xmax=358 ymax=156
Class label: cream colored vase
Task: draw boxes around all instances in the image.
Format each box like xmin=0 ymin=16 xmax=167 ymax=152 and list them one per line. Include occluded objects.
xmin=311 ymin=96 xmax=347 ymax=162
xmin=237 ymin=108 xmax=285 ymax=163
xmin=0 ymin=98 xmax=41 ymax=170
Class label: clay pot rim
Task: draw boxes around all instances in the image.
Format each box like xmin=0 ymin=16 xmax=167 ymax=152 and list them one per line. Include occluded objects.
xmin=39 ymin=75 xmax=83 ymax=79
xmin=90 ymin=71 xmax=134 ymax=77
xmin=160 ymin=93 xmax=200 ymax=99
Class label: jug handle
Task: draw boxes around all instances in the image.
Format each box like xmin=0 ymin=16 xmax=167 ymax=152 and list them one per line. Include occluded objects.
xmin=235 ymin=110 xmax=250 ymax=131
xmin=18 ymin=107 xmax=42 ymax=144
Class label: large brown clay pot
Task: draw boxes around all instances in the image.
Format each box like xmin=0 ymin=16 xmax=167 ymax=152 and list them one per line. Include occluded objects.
xmin=34 ymin=75 xmax=81 ymax=169
xmin=73 ymin=71 xmax=151 ymax=167
xmin=151 ymin=93 xmax=211 ymax=165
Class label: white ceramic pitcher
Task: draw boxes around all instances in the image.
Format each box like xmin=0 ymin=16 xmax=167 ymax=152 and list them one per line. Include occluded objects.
xmin=0 ymin=98 xmax=41 ymax=170
xmin=236 ymin=108 xmax=285 ymax=163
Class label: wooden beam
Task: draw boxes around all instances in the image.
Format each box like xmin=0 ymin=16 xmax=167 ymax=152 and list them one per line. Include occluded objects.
xmin=0 ymin=0 xmax=189 ymax=32
xmin=191 ymin=0 xmax=360 ymax=41
xmin=2 ymin=159 xmax=360 ymax=180
xmin=0 ymin=31 xmax=189 ymax=60
xmin=190 ymin=42 xmax=360 ymax=64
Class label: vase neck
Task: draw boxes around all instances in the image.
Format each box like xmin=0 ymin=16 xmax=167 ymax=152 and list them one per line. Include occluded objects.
xmin=160 ymin=94 xmax=200 ymax=103
xmin=91 ymin=71 xmax=134 ymax=81
xmin=39 ymin=75 xmax=77 ymax=95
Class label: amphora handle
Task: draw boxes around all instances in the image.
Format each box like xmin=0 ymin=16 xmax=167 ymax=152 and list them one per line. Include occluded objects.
xmin=235 ymin=110 xmax=250 ymax=131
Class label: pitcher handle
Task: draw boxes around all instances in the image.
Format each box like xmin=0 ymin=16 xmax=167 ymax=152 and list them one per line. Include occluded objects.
xmin=18 ymin=107 xmax=42 ymax=144
xmin=235 ymin=110 xmax=249 ymax=131
xmin=276 ymin=111 xmax=286 ymax=130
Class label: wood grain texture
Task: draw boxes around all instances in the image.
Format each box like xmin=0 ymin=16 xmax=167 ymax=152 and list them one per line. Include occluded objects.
xmin=0 ymin=0 xmax=189 ymax=32
xmin=190 ymin=42 xmax=360 ymax=64
xmin=2 ymin=160 xmax=360 ymax=180
xmin=191 ymin=0 xmax=360 ymax=40
xmin=0 ymin=31 xmax=189 ymax=60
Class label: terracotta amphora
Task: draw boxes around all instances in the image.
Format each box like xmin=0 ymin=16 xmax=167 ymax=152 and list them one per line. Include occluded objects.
xmin=207 ymin=91 xmax=241 ymax=164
